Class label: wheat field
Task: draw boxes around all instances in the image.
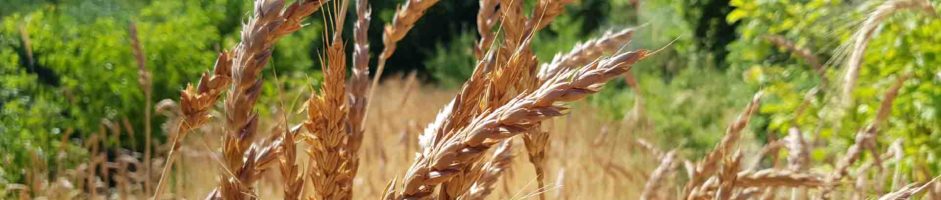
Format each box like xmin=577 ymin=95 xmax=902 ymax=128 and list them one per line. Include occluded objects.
xmin=8 ymin=0 xmax=941 ymax=199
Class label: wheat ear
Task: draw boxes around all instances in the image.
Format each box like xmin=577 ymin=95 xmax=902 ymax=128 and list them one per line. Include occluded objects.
xmin=840 ymin=0 xmax=933 ymax=107
xmin=475 ymin=0 xmax=500 ymax=59
xmin=217 ymin=0 xmax=325 ymax=199
xmin=684 ymin=93 xmax=762 ymax=197
xmin=279 ymin=124 xmax=304 ymax=200
xmin=879 ymin=177 xmax=938 ymax=200
xmin=154 ymin=50 xmax=231 ymax=199
xmin=393 ymin=50 xmax=648 ymax=199
xmin=418 ymin=49 xmax=498 ymax=155
xmin=301 ymin=1 xmax=363 ymax=198
xmin=205 ymin=127 xmax=294 ymax=199
xmin=527 ymin=0 xmax=574 ymax=33
xmin=538 ymin=27 xmax=637 ymax=81
xmin=348 ymin=0 xmax=371 ymax=140
xmin=442 ymin=44 xmax=537 ymax=198
xmin=640 ymin=150 xmax=678 ymax=200
xmin=409 ymin=51 xmax=498 ymax=199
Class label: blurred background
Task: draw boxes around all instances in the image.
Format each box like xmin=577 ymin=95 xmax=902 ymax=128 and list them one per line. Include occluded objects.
xmin=1 ymin=0 xmax=940 ymax=198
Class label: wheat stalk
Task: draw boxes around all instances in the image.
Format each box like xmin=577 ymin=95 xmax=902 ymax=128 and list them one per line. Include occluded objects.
xmin=763 ymin=35 xmax=826 ymax=84
xmin=215 ymin=0 xmax=326 ymax=199
xmin=418 ymin=50 xmax=498 ymax=155
xmin=786 ymin=127 xmax=809 ymax=172
xmin=443 ymin=32 xmax=537 ymax=197
xmin=300 ymin=2 xmax=366 ymax=198
xmin=522 ymin=128 xmax=550 ymax=200
xmin=128 ymin=22 xmax=154 ymax=195
xmin=820 ymin=74 xmax=909 ymax=199
xmin=392 ymin=50 xmax=648 ymax=199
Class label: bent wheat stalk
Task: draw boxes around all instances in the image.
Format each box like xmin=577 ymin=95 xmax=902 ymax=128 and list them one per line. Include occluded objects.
xmin=154 ymin=51 xmax=231 ymax=199
xmin=367 ymin=0 xmax=442 ymax=123
xmin=840 ymin=0 xmax=933 ymax=107
xmin=393 ymin=50 xmax=648 ymax=199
